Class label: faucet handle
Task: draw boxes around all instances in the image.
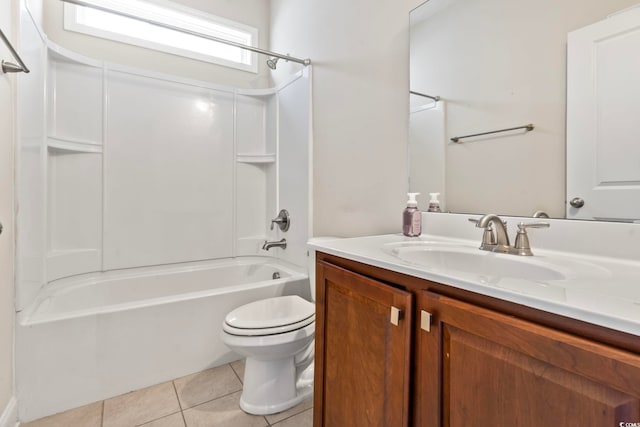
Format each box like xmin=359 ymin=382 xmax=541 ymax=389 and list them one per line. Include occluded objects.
xmin=517 ymin=221 xmax=550 ymax=230
xmin=270 ymin=209 xmax=290 ymax=232
xmin=514 ymin=222 xmax=549 ymax=256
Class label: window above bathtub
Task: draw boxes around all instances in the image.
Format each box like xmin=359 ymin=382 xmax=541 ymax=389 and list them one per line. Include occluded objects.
xmin=63 ymin=0 xmax=259 ymax=73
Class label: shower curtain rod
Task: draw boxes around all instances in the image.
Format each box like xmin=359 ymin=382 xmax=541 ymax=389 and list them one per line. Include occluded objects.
xmin=59 ymin=0 xmax=311 ymax=67
xmin=410 ymin=90 xmax=440 ymax=102
xmin=0 ymin=27 xmax=30 ymax=73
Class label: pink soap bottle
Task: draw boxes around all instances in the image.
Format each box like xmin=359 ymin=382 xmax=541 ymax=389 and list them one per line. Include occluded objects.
xmin=402 ymin=193 xmax=421 ymax=237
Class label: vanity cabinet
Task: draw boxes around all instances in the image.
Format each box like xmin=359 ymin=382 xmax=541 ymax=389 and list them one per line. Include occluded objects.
xmin=417 ymin=291 xmax=640 ymax=427
xmin=314 ymin=260 xmax=413 ymax=427
xmin=314 ymin=252 xmax=640 ymax=427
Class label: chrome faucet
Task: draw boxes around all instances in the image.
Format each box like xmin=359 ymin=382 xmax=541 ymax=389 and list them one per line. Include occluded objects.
xmin=470 ymin=214 xmax=549 ymax=256
xmin=262 ymin=238 xmax=287 ymax=251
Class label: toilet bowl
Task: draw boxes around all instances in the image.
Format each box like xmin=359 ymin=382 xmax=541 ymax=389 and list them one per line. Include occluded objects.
xmin=221 ymin=294 xmax=315 ymax=415
xmin=221 ymin=238 xmax=340 ymax=415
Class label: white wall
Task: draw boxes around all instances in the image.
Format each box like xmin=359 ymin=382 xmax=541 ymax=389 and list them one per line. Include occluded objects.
xmin=270 ymin=0 xmax=422 ymax=237
xmin=43 ymin=0 xmax=273 ymax=89
xmin=0 ymin=0 xmax=16 ymax=421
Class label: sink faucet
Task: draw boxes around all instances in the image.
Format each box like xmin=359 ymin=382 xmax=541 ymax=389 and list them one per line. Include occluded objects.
xmin=262 ymin=238 xmax=287 ymax=251
xmin=471 ymin=214 xmax=549 ymax=256
xmin=474 ymin=214 xmax=511 ymax=253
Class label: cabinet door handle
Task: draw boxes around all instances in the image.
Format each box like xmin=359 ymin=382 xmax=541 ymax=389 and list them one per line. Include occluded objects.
xmin=390 ymin=306 xmax=403 ymax=326
xmin=421 ymin=310 xmax=432 ymax=332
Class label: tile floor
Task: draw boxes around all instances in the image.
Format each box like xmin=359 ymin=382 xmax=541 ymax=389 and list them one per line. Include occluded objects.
xmin=21 ymin=360 xmax=313 ymax=427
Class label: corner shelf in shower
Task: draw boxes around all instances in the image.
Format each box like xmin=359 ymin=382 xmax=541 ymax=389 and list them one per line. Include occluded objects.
xmin=236 ymin=153 xmax=276 ymax=164
xmin=236 ymin=87 xmax=277 ymax=97
xmin=47 ymin=136 xmax=103 ymax=153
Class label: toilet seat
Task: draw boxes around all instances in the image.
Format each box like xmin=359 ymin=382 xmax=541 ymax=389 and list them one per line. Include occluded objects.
xmin=223 ymin=295 xmax=315 ymax=337
xmin=223 ymin=315 xmax=315 ymax=336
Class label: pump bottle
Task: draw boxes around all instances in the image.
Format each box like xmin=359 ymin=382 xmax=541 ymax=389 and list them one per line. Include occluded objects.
xmin=428 ymin=193 xmax=442 ymax=212
xmin=403 ymin=193 xmax=421 ymax=237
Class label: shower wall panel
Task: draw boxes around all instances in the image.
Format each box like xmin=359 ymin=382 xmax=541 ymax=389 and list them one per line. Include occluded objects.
xmin=17 ymin=40 xmax=310 ymax=312
xmin=16 ymin=10 xmax=48 ymax=311
xmin=47 ymin=151 xmax=102 ymax=280
xmin=235 ymin=93 xmax=277 ymax=254
xmin=47 ymin=59 xmax=102 ymax=143
xmin=45 ymin=53 xmax=103 ymax=282
xmin=275 ymin=70 xmax=311 ymax=268
xmin=103 ymin=71 xmax=235 ymax=270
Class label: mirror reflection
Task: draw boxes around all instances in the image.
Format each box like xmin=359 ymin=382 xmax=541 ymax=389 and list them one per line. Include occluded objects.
xmin=409 ymin=0 xmax=640 ymax=221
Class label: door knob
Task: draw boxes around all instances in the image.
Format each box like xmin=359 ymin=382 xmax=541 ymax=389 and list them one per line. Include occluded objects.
xmin=569 ymin=197 xmax=585 ymax=208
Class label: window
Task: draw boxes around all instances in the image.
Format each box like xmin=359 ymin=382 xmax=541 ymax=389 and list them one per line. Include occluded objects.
xmin=63 ymin=0 xmax=258 ymax=72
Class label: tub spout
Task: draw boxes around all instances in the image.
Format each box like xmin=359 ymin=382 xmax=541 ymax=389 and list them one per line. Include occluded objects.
xmin=262 ymin=238 xmax=287 ymax=251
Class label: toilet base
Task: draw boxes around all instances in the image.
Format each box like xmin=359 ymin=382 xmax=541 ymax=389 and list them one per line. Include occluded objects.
xmin=239 ymin=357 xmax=314 ymax=415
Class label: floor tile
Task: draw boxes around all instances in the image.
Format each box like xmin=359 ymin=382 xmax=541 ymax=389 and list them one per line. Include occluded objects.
xmin=103 ymin=381 xmax=181 ymax=427
xmin=271 ymin=408 xmax=313 ymax=427
xmin=174 ymin=365 xmax=242 ymax=410
xmin=182 ymin=391 xmax=267 ymax=427
xmin=20 ymin=401 xmax=102 ymax=427
xmin=264 ymin=397 xmax=313 ymax=425
xmin=229 ymin=359 xmax=245 ymax=383
xmin=139 ymin=412 xmax=186 ymax=427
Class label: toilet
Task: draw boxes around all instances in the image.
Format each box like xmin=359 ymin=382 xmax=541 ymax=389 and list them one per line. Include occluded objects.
xmin=221 ymin=294 xmax=316 ymax=415
xmin=220 ymin=239 xmax=338 ymax=415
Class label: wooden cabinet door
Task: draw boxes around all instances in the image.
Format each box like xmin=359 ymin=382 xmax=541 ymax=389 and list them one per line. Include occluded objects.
xmin=314 ymin=261 xmax=413 ymax=427
xmin=417 ymin=291 xmax=640 ymax=427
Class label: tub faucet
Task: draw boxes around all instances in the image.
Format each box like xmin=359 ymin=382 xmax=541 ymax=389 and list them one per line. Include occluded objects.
xmin=262 ymin=238 xmax=287 ymax=251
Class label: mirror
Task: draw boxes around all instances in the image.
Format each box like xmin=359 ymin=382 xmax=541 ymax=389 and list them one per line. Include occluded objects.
xmin=409 ymin=0 xmax=640 ymax=220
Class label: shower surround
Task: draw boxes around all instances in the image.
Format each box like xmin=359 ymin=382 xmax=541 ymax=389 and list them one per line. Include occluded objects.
xmin=15 ymin=16 xmax=311 ymax=422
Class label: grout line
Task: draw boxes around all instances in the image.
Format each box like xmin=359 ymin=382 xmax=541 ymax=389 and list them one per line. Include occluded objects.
xmin=170 ymin=381 xmax=189 ymax=427
xmin=229 ymin=360 xmax=244 ymax=384
xmin=134 ymin=411 xmax=183 ymax=427
xmin=171 ymin=381 xmax=184 ymax=411
xmin=180 ymin=409 xmax=187 ymax=427
xmin=100 ymin=400 xmax=105 ymax=427
xmin=181 ymin=389 xmax=242 ymax=412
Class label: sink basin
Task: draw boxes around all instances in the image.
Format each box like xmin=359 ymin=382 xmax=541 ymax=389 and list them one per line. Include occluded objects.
xmin=387 ymin=243 xmax=567 ymax=281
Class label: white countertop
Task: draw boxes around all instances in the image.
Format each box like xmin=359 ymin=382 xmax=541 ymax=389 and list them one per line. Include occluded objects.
xmin=308 ymin=214 xmax=640 ymax=336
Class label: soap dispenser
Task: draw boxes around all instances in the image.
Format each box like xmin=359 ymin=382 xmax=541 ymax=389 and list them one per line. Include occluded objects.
xmin=403 ymin=193 xmax=422 ymax=237
xmin=428 ymin=193 xmax=442 ymax=212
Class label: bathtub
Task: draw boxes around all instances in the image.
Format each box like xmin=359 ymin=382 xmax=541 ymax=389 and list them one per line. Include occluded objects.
xmin=16 ymin=256 xmax=310 ymax=422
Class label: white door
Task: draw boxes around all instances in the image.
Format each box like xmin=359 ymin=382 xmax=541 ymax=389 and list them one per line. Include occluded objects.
xmin=567 ymin=6 xmax=640 ymax=221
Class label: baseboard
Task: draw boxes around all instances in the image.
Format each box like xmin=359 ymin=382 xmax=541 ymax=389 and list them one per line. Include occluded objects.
xmin=0 ymin=397 xmax=18 ymax=427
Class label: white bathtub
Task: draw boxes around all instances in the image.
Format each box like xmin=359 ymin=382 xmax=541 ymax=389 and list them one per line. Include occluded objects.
xmin=16 ymin=256 xmax=310 ymax=422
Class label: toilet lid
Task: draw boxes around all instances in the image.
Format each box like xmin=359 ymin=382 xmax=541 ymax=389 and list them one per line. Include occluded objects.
xmin=224 ymin=295 xmax=315 ymax=330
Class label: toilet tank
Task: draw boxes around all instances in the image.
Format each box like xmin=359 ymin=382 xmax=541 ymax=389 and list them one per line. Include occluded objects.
xmin=307 ymin=237 xmax=341 ymax=302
